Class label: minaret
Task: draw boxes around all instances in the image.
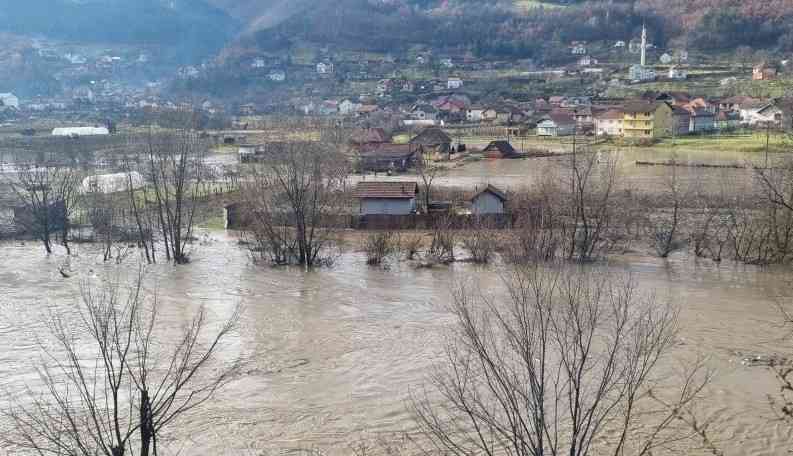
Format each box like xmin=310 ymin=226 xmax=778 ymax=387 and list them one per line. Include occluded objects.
xmin=641 ymin=23 xmax=647 ymax=67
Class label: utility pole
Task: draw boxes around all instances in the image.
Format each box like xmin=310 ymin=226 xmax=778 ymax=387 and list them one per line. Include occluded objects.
xmin=765 ymin=121 xmax=771 ymax=169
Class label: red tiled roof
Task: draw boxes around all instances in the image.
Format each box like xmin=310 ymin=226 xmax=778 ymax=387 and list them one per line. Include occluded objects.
xmin=353 ymin=181 xmax=419 ymax=199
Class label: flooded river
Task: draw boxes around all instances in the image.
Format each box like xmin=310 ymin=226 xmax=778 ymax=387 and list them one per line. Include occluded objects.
xmin=1 ymin=232 xmax=792 ymax=455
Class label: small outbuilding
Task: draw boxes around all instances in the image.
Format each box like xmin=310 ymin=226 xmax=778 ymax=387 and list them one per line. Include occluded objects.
xmin=469 ymin=184 xmax=508 ymax=215
xmin=482 ymin=141 xmax=520 ymax=159
xmin=353 ymin=181 xmax=419 ymax=216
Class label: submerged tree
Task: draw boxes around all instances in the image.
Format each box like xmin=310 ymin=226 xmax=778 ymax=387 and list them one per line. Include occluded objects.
xmin=241 ymin=141 xmax=349 ymax=267
xmin=413 ymin=265 xmax=714 ymax=456
xmin=3 ymin=270 xmax=241 ymax=456
xmin=7 ymin=164 xmax=82 ymax=255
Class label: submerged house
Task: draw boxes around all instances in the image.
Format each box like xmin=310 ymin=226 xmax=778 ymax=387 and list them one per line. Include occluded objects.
xmin=482 ymin=141 xmax=520 ymax=159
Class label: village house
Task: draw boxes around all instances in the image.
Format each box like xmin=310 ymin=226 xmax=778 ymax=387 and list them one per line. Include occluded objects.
xmin=622 ymin=101 xmax=673 ymax=140
xmin=316 ymin=62 xmax=334 ymax=75
xmin=466 ymin=106 xmax=485 ymax=122
xmin=671 ymin=107 xmax=691 ymax=136
xmin=358 ymin=144 xmax=418 ymax=173
xmin=356 ymin=104 xmax=379 ymax=117
xmin=668 ymin=66 xmax=687 ymax=80
xmin=719 ymin=95 xmax=763 ymax=113
xmin=447 ymin=77 xmax=464 ymax=89
xmin=469 ymin=184 xmax=508 ymax=216
xmin=268 ymin=69 xmax=286 ymax=82
xmin=338 ymin=99 xmax=361 ymax=116
xmin=573 ymin=106 xmax=594 ymax=131
xmin=753 ymin=63 xmax=777 ymax=81
xmin=410 ymin=104 xmax=438 ymax=121
xmin=353 ymin=181 xmax=419 ymax=215
xmin=410 ymin=127 xmax=453 ymax=160
xmin=439 ymin=58 xmax=454 ymax=68
xmin=659 ymin=53 xmax=673 ymax=64
xmin=0 ymin=93 xmax=19 ymax=109
xmin=349 ymin=128 xmax=391 ymax=147
xmin=687 ymin=107 xmax=716 ymax=133
xmin=740 ymin=100 xmax=779 ymax=126
xmin=251 ymin=58 xmax=266 ymax=69
xmin=571 ymin=43 xmax=587 ymax=55
xmin=578 ymin=55 xmax=598 ymax=67
xmin=482 ymin=141 xmax=520 ymax=159
xmin=594 ymin=108 xmax=624 ymax=136
xmin=715 ymin=111 xmax=742 ymax=130
xmin=629 ymin=64 xmax=656 ymax=82
xmin=537 ymin=111 xmax=576 ymax=137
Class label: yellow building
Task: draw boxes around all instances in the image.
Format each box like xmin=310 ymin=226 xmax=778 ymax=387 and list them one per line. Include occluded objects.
xmin=622 ymin=101 xmax=673 ymax=140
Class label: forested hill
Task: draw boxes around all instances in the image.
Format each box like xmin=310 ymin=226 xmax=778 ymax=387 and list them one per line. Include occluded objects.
xmin=0 ymin=0 xmax=238 ymax=60
xmin=222 ymin=0 xmax=793 ymax=63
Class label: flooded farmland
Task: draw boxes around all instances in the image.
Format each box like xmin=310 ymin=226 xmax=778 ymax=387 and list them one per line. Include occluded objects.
xmin=0 ymin=232 xmax=792 ymax=455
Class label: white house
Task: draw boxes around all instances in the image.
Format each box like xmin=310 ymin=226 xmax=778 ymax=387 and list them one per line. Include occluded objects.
xmin=741 ymin=101 xmax=782 ymax=126
xmin=629 ymin=64 xmax=656 ymax=82
xmin=447 ymin=77 xmax=464 ymax=89
xmin=594 ymin=109 xmax=624 ymax=136
xmin=578 ymin=55 xmax=598 ymax=66
xmin=0 ymin=93 xmax=19 ymax=109
xmin=316 ymin=62 xmax=334 ymax=74
xmin=615 ymin=40 xmax=626 ymax=48
xmin=440 ymin=58 xmax=454 ymax=68
xmin=251 ymin=58 xmax=266 ymax=69
xmin=537 ymin=113 xmax=576 ymax=137
xmin=668 ymin=66 xmax=687 ymax=80
xmin=338 ymin=99 xmax=361 ymax=116
xmin=659 ymin=53 xmax=673 ymax=64
xmin=572 ymin=44 xmax=587 ymax=55
xmin=268 ymin=69 xmax=286 ymax=82
xmin=466 ymin=107 xmax=485 ymax=122
xmin=52 ymin=127 xmax=110 ymax=137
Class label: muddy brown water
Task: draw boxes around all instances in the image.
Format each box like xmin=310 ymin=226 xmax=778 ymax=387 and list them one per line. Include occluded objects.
xmin=1 ymin=232 xmax=792 ymax=455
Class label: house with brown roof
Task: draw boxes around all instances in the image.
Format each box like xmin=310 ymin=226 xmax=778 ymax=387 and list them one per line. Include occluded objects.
xmin=410 ymin=127 xmax=452 ymax=159
xmin=482 ymin=141 xmax=520 ymax=159
xmin=671 ymin=107 xmax=691 ymax=136
xmin=353 ymin=181 xmax=419 ymax=215
xmin=753 ymin=63 xmax=778 ymax=81
xmin=349 ymin=128 xmax=391 ymax=146
xmin=358 ymin=144 xmax=418 ymax=172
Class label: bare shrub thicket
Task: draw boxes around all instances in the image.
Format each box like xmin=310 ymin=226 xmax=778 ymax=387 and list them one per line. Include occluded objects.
xmin=241 ymin=141 xmax=349 ymax=267
xmin=364 ymin=231 xmax=399 ymax=265
xmin=400 ymin=234 xmax=424 ymax=260
xmin=413 ymin=265 xmax=715 ymax=456
xmin=425 ymin=216 xmax=456 ymax=265
xmin=650 ymin=162 xmax=693 ymax=258
xmin=461 ymin=219 xmax=500 ymax=264
xmin=503 ymin=175 xmax=566 ymax=263
xmin=3 ymin=270 xmax=241 ymax=456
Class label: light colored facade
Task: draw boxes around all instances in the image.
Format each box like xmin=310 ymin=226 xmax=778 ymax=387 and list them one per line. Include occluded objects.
xmin=0 ymin=93 xmax=19 ymax=109
xmin=623 ymin=102 xmax=673 ymax=140
xmin=447 ymin=78 xmax=464 ymax=89
xmin=52 ymin=127 xmax=109 ymax=137
xmin=594 ymin=110 xmax=624 ymax=136
xmin=629 ymin=64 xmax=656 ymax=82
xmin=536 ymin=118 xmax=575 ymax=137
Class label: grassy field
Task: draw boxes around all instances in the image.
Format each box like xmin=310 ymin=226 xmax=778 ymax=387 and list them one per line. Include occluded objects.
xmin=513 ymin=0 xmax=567 ymax=13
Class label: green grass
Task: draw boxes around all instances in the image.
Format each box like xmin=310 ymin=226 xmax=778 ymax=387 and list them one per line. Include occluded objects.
xmin=651 ymin=133 xmax=790 ymax=153
xmin=514 ymin=0 xmax=567 ymax=12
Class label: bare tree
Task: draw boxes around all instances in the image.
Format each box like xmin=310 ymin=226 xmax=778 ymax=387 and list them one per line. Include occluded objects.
xmin=417 ymin=155 xmax=444 ymax=214
xmin=413 ymin=265 xmax=713 ymax=456
xmin=566 ymin=151 xmax=617 ymax=261
xmin=651 ymin=159 xmax=691 ymax=258
xmin=137 ymin=130 xmax=208 ymax=264
xmin=2 ymin=269 xmax=241 ymax=456
xmin=7 ymin=164 xmax=82 ymax=255
xmin=241 ymin=141 xmax=349 ymax=267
